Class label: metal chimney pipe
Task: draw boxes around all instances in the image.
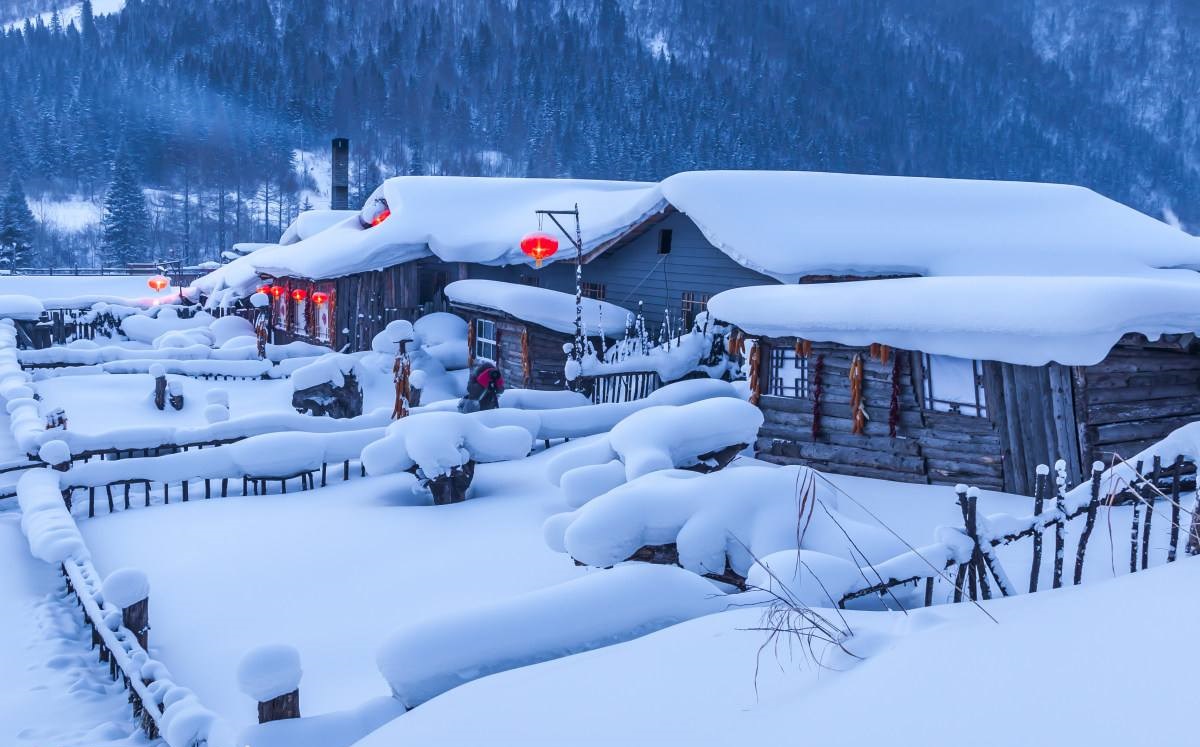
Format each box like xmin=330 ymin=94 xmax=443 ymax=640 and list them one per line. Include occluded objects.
xmin=331 ymin=137 xmax=349 ymax=210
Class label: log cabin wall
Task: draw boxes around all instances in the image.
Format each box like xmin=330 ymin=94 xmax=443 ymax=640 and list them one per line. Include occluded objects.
xmin=982 ymin=361 xmax=1081 ymax=494
xmin=1072 ymin=337 xmax=1200 ymax=468
xmin=753 ymin=338 xmax=1008 ymax=491
xmin=467 ymin=311 xmax=571 ymax=390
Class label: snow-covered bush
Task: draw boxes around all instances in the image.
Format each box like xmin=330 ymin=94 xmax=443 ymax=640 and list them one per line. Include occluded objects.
xmin=291 ymin=353 xmax=365 ymax=418
xmin=546 ymin=465 xmax=907 ymax=580
xmin=543 ymin=397 xmax=762 ymax=507
xmin=209 ymin=315 xmax=255 ymax=346
xmin=361 ymin=410 xmax=533 ymax=481
xmin=376 ymin=564 xmax=728 ymax=709
xmin=746 ymin=549 xmax=862 ymax=605
xmin=579 ymin=311 xmax=738 ymax=383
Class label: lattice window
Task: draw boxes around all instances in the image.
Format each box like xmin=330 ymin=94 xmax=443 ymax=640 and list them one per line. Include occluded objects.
xmin=768 ymin=347 xmax=809 ymax=398
xmin=922 ymin=353 xmax=987 ymax=417
xmin=580 ymin=281 xmax=607 ymax=300
xmin=680 ymin=291 xmax=710 ymax=330
xmin=474 ymin=318 xmax=497 ymax=362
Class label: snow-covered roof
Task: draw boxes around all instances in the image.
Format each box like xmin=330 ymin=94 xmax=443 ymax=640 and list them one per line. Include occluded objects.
xmin=445 ymin=279 xmax=633 ymax=337
xmin=278 ymin=209 xmax=359 ymax=245
xmin=193 ymin=170 xmax=1200 ymax=305
xmin=193 ymin=176 xmax=662 ymax=303
xmin=656 ymin=171 xmax=1200 ymax=282
xmin=707 ymin=274 xmax=1200 ymax=366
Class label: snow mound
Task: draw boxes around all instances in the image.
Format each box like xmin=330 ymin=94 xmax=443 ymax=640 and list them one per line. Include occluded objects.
xmin=291 ymin=353 xmax=364 ymax=392
xmin=38 ymin=439 xmax=71 ymax=466
xmin=209 ymin=315 xmax=255 ymax=346
xmin=0 ymin=294 xmax=45 ymax=320
xmin=376 ymin=564 xmax=728 ymax=708
xmin=609 ymin=398 xmax=762 ymax=480
xmin=746 ymin=550 xmax=862 ymax=606
xmin=237 ymin=644 xmax=302 ymax=702
xmin=17 ymin=468 xmax=89 ymax=564
xmin=101 ymin=568 xmax=149 ymax=608
xmin=361 ymin=411 xmax=533 ymax=478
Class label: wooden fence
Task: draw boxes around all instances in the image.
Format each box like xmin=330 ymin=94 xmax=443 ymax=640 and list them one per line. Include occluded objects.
xmin=581 ymin=370 xmax=662 ymax=404
xmin=838 ymin=455 xmax=1199 ymax=609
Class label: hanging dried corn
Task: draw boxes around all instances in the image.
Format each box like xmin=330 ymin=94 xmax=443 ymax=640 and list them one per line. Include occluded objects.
xmin=520 ymin=328 xmax=532 ymax=387
xmin=801 ymin=339 xmax=812 ymax=358
xmin=811 ymin=354 xmax=825 ymax=439
xmin=727 ymin=329 xmax=742 ymax=358
xmin=888 ymin=352 xmax=902 ymax=437
xmin=392 ymin=340 xmax=412 ymax=420
xmin=849 ymin=353 xmax=867 ymax=435
xmin=869 ymin=342 xmax=880 ymax=360
xmin=747 ymin=341 xmax=762 ymax=405
xmin=466 ymin=319 xmax=476 ymax=368
xmin=879 ymin=344 xmax=891 ymax=364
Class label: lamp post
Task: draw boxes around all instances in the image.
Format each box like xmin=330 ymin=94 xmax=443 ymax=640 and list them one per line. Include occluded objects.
xmin=526 ymin=203 xmax=585 ymax=371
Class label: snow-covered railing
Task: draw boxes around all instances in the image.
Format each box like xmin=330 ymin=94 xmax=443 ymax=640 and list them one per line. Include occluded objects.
xmin=53 ymin=428 xmax=386 ymax=518
xmin=19 ymin=340 xmax=327 ymax=368
xmin=0 ymin=320 xmax=44 ymax=458
xmin=17 ymin=469 xmax=230 ymax=746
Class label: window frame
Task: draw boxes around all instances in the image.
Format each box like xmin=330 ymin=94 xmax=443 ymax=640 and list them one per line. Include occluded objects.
xmin=767 ymin=346 xmax=810 ymax=399
xmin=920 ymin=353 xmax=988 ymax=417
xmin=680 ymin=291 xmax=710 ymax=330
xmin=580 ymin=281 xmax=607 ymax=301
xmin=474 ymin=318 xmax=498 ymax=363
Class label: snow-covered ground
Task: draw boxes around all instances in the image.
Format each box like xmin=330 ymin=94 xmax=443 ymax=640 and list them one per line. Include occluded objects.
xmin=77 ymin=453 xmax=586 ymax=733
xmin=1 ymin=0 xmax=125 ymax=33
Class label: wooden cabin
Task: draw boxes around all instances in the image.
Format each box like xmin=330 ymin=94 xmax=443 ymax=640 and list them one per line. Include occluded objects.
xmin=710 ymin=276 xmax=1200 ymax=494
xmin=445 ymin=279 xmax=631 ymax=390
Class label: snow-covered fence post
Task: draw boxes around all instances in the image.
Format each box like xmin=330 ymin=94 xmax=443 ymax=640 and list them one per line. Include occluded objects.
xmin=1029 ymin=464 xmax=1049 ymax=593
xmin=1129 ymin=460 xmax=1144 ymax=573
xmin=238 ymin=645 xmax=302 ymax=724
xmin=1139 ymin=456 xmax=1160 ymax=571
xmin=151 ymin=364 xmax=167 ymax=410
xmin=955 ymin=485 xmax=990 ymax=600
xmin=1073 ymin=461 xmax=1105 ymax=585
xmin=168 ymin=380 xmax=184 ymax=411
xmin=1188 ymin=472 xmax=1200 ymax=555
xmin=1052 ymin=460 xmax=1068 ymax=589
xmin=102 ymin=569 xmax=149 ymax=651
xmin=969 ymin=486 xmax=1013 ymax=597
xmin=1167 ymin=455 xmax=1185 ymax=562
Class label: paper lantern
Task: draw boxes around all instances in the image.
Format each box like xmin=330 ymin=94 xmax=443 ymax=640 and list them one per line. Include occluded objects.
xmin=520 ymin=231 xmax=559 ymax=268
xmin=291 ymin=288 xmax=308 ymax=302
xmin=269 ymin=285 xmax=284 ymax=298
xmin=147 ymin=275 xmax=169 ymax=292
xmin=311 ymin=292 xmax=330 ymax=305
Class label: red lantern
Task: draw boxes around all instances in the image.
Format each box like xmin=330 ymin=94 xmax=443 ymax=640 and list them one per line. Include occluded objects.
xmin=370 ymin=206 xmax=391 ymax=226
xmin=269 ymin=285 xmax=284 ymax=298
xmin=311 ymin=291 xmax=329 ymax=305
xmin=147 ymin=275 xmax=169 ymax=292
xmin=291 ymin=288 xmax=308 ymax=302
xmin=256 ymin=285 xmax=271 ymax=296
xmin=520 ymin=231 xmax=559 ymax=268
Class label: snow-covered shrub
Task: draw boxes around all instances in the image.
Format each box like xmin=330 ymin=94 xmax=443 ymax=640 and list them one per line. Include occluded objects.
xmin=209 ymin=315 xmax=254 ymax=346
xmin=578 ymin=311 xmax=738 ymax=384
xmin=361 ymin=411 xmax=533 ymax=479
xmin=546 ymin=465 xmax=906 ymax=579
xmin=237 ymin=644 xmax=302 ymax=703
xmin=153 ymin=327 xmax=215 ymax=349
xmin=291 ymin=353 xmax=365 ymax=418
xmin=376 ymin=564 xmax=728 ymax=709
xmin=543 ymin=397 xmax=762 ymax=507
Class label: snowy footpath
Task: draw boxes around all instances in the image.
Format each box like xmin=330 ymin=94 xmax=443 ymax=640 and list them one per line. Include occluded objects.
xmin=0 ymin=512 xmax=150 ymax=746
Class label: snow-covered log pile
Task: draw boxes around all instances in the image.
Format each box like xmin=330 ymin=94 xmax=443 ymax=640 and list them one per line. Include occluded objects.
xmin=543 ymin=397 xmax=763 ymax=509
xmin=376 ymin=564 xmax=730 ymax=709
xmin=17 ymin=468 xmax=232 ymax=746
xmin=544 ymin=465 xmax=905 ymax=585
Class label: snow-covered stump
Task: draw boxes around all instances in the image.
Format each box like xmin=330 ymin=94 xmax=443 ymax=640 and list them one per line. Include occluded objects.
xmin=151 ymin=364 xmax=168 ymax=410
xmin=168 ymin=380 xmax=184 ymax=411
xmin=102 ymin=569 xmax=150 ymax=651
xmin=238 ymin=645 xmax=302 ymax=724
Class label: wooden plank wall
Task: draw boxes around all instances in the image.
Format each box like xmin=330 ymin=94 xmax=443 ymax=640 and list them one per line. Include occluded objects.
xmin=1075 ymin=339 xmax=1200 ymax=467
xmin=754 ymin=340 xmax=1007 ymax=491
xmin=984 ymin=362 xmax=1081 ymax=494
xmin=491 ymin=317 xmax=571 ymax=390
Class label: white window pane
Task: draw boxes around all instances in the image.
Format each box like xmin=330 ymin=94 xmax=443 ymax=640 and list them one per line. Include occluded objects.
xmin=926 ymin=354 xmax=980 ymax=412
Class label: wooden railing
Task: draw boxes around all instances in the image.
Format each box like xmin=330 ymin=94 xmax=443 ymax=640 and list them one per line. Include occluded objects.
xmin=580 ymin=370 xmax=662 ymax=404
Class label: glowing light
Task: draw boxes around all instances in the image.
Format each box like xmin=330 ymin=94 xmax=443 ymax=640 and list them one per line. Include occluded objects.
xmin=520 ymin=231 xmax=559 ymax=268
xmin=291 ymin=288 xmax=308 ymax=302
xmin=311 ymin=291 xmax=329 ymax=305
xmin=147 ymin=275 xmax=169 ymax=292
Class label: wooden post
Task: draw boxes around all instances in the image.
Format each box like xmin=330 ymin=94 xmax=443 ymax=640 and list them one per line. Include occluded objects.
xmin=238 ymin=645 xmax=302 ymax=724
xmin=1130 ymin=460 xmax=1143 ymax=573
xmin=1140 ymin=456 xmax=1159 ymax=570
xmin=1073 ymin=461 xmax=1104 ymax=585
xmin=153 ymin=373 xmax=167 ymax=411
xmin=969 ymin=487 xmax=1013 ymax=597
xmin=259 ymin=691 xmax=300 ymax=724
xmin=1167 ymin=455 xmax=1183 ymax=562
xmin=1030 ymin=464 xmax=1049 ymax=593
xmin=1052 ymin=460 xmax=1067 ymax=590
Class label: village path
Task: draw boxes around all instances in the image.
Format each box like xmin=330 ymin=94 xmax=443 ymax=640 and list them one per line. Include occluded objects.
xmin=0 ymin=512 xmax=152 ymax=746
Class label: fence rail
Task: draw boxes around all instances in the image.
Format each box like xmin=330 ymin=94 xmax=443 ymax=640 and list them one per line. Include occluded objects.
xmin=581 ymin=370 xmax=662 ymax=404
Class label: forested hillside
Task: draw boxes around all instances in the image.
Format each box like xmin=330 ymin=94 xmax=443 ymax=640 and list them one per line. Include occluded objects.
xmin=0 ymin=0 xmax=1197 ymax=266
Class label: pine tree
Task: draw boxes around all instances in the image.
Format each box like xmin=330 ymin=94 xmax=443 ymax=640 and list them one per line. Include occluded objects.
xmin=79 ymin=0 xmax=98 ymax=47
xmin=100 ymin=152 xmax=151 ymax=266
xmin=0 ymin=175 xmax=37 ymax=269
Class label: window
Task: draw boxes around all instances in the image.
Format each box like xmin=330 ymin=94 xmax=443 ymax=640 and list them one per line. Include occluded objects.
xmin=474 ymin=318 xmax=497 ymax=362
xmin=768 ymin=347 xmax=809 ymax=398
xmin=922 ymin=354 xmax=987 ymax=417
xmin=680 ymin=291 xmax=709 ymax=330
xmin=580 ymin=282 xmax=607 ymax=300
xmin=657 ymin=228 xmax=673 ymax=254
